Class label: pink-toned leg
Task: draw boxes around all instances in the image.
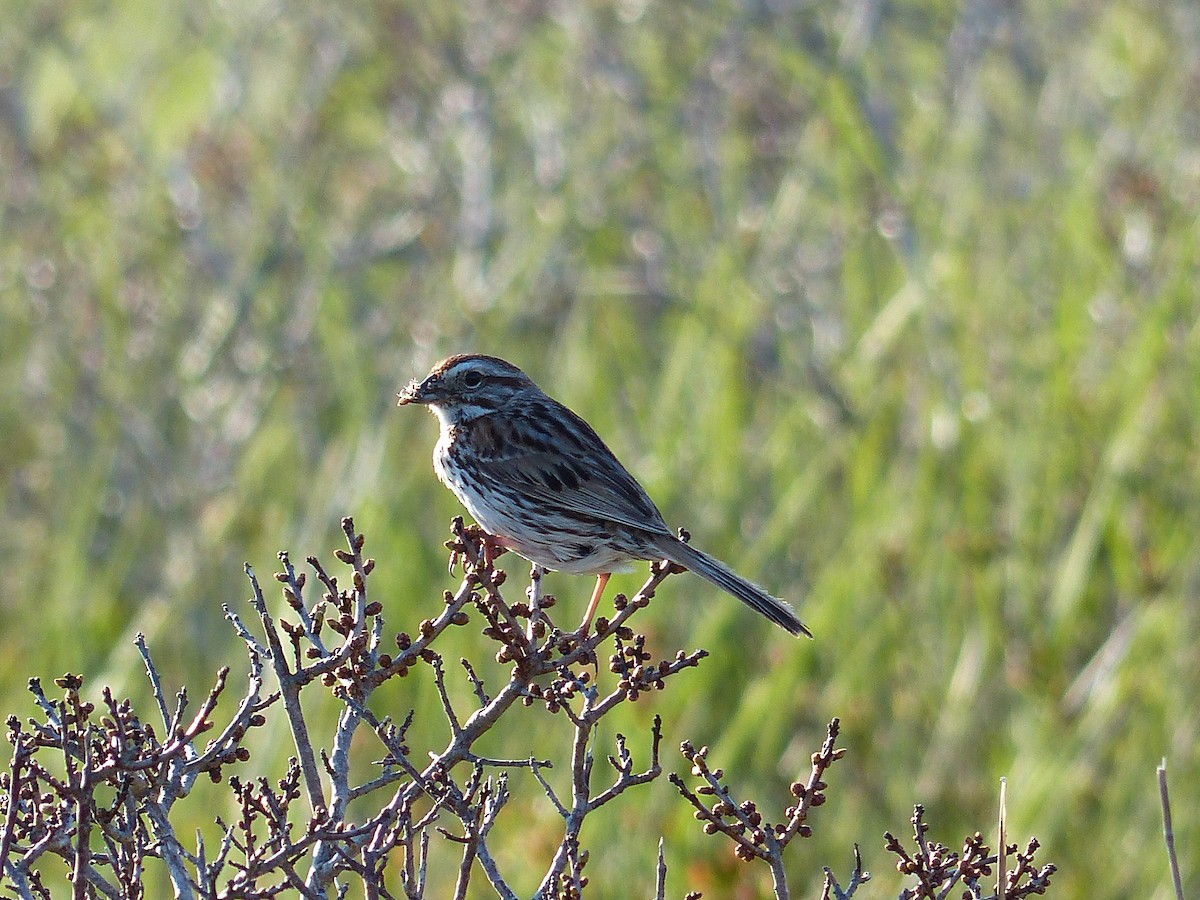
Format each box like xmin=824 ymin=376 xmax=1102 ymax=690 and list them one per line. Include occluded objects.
xmin=480 ymin=533 xmax=507 ymax=569
xmin=580 ymin=572 xmax=611 ymax=634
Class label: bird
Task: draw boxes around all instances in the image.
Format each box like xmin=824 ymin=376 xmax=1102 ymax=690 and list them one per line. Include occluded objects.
xmin=397 ymin=354 xmax=810 ymax=637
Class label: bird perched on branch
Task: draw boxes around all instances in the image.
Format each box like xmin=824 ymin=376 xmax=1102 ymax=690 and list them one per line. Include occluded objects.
xmin=398 ymin=354 xmax=809 ymax=637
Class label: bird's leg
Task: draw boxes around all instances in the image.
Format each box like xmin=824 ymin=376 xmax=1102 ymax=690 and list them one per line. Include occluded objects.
xmin=578 ymin=572 xmax=611 ymax=635
xmin=478 ymin=532 xmax=507 ymax=571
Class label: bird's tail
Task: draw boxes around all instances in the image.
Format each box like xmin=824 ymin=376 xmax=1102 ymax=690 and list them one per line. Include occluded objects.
xmin=658 ymin=537 xmax=811 ymax=638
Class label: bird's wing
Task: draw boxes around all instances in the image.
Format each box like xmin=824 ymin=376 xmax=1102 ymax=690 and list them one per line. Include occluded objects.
xmin=465 ymin=405 xmax=673 ymax=536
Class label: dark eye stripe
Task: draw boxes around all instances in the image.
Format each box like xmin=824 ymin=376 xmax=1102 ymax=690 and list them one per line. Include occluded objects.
xmin=483 ymin=375 xmax=528 ymax=389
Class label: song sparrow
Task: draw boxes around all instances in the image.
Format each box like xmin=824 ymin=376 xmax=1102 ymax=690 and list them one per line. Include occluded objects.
xmin=398 ymin=354 xmax=809 ymax=637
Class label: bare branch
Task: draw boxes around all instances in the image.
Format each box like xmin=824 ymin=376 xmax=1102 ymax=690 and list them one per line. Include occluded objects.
xmin=1159 ymin=760 xmax=1185 ymax=900
xmin=0 ymin=519 xmax=1057 ymax=899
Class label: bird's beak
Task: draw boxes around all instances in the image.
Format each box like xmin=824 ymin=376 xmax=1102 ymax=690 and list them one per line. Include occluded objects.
xmin=397 ymin=375 xmax=435 ymax=406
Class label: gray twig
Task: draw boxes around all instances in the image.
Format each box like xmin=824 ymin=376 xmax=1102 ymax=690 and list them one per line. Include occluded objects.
xmin=1158 ymin=760 xmax=1185 ymax=900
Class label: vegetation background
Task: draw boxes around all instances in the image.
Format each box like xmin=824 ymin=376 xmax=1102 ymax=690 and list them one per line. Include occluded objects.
xmin=1 ymin=0 xmax=1196 ymax=896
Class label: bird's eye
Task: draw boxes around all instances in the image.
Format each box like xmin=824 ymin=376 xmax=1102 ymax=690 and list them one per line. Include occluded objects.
xmin=462 ymin=371 xmax=484 ymax=388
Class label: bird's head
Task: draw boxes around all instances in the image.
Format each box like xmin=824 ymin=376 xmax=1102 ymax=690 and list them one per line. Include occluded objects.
xmin=398 ymin=354 xmax=536 ymax=425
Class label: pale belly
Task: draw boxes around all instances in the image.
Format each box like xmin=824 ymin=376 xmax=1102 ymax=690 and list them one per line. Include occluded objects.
xmin=433 ymin=442 xmax=637 ymax=575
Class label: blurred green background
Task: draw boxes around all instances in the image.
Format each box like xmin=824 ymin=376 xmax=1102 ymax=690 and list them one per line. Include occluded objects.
xmin=2 ymin=0 xmax=1197 ymax=896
